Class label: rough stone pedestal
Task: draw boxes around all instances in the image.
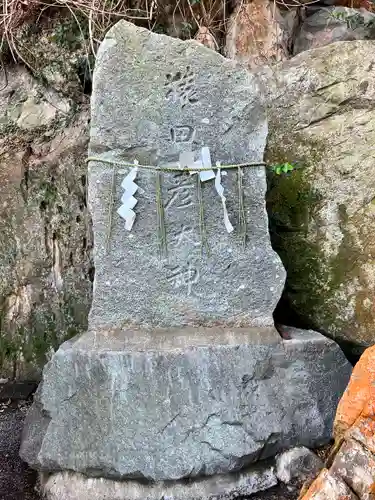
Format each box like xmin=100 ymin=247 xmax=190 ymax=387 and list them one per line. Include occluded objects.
xmin=40 ymin=466 xmax=278 ymax=500
xmin=22 ymin=328 xmax=351 ymax=499
xmin=20 ymin=21 xmax=352 ymax=499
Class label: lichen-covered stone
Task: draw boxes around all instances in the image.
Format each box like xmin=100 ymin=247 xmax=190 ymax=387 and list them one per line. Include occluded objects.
xmin=300 ymin=468 xmax=358 ymax=500
xmin=331 ymin=439 xmax=375 ymax=498
xmin=299 ymin=343 xmax=375 ymax=499
xmin=20 ymin=328 xmax=351 ymax=481
xmin=263 ymin=40 xmax=375 ymax=354
xmin=294 ymin=7 xmax=375 ymax=55
xmin=276 ymin=447 xmax=323 ymax=487
xmin=0 ymin=66 xmax=93 ymax=379
xmin=334 ymin=344 xmax=375 ymax=455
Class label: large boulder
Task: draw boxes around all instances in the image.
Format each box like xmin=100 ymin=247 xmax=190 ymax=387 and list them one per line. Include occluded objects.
xmin=0 ymin=66 xmax=93 ymax=379
xmin=294 ymin=7 xmax=375 ymax=55
xmin=300 ymin=344 xmax=375 ymax=499
xmin=20 ymin=327 xmax=351 ymax=482
xmin=264 ymin=40 xmax=375 ymax=355
xmin=225 ymin=0 xmax=296 ymax=69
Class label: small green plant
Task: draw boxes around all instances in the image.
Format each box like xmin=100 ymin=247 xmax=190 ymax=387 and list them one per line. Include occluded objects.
xmin=330 ymin=9 xmax=375 ymax=35
xmin=271 ymin=162 xmax=295 ymax=175
xmin=180 ymin=21 xmax=193 ymax=36
xmin=331 ymin=11 xmax=364 ymax=29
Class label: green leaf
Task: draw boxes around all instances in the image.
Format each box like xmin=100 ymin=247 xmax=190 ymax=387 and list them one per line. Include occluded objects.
xmin=271 ymin=162 xmax=295 ymax=175
xmin=283 ymin=162 xmax=294 ymax=173
xmin=181 ymin=21 xmax=193 ymax=31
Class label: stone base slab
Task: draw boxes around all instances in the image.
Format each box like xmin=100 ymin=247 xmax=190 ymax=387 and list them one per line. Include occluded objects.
xmin=40 ymin=465 xmax=277 ymax=500
xmin=20 ymin=327 xmax=351 ymax=482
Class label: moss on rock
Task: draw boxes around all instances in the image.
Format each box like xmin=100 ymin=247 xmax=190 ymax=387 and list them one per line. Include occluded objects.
xmin=266 ymin=126 xmax=364 ymax=343
xmin=0 ymin=66 xmax=92 ymax=379
xmin=264 ymin=40 xmax=375 ymax=355
xmin=266 ymin=134 xmax=334 ymax=327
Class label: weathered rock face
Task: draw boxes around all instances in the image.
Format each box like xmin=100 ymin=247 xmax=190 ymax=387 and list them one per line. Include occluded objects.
xmin=20 ymin=327 xmax=351 ymax=482
xmin=331 ymin=439 xmax=375 ymax=498
xmin=334 ymin=344 xmax=375 ymax=447
xmin=300 ymin=343 xmax=375 ymax=499
xmin=294 ymin=7 xmax=375 ymax=55
xmin=264 ymin=40 xmax=375 ymax=354
xmin=88 ymin=20 xmax=284 ymax=330
xmin=9 ymin=12 xmax=93 ymax=98
xmin=225 ymin=0 xmax=295 ymax=69
xmin=40 ymin=466 xmax=277 ymax=500
xmin=0 ymin=66 xmax=93 ymax=379
xmin=301 ymin=468 xmax=358 ymax=499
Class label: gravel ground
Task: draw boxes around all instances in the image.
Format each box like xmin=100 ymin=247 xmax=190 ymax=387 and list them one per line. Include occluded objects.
xmin=0 ymin=400 xmax=40 ymax=500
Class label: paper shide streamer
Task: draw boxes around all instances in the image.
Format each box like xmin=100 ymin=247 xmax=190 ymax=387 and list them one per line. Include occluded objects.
xmin=214 ymin=163 xmax=234 ymax=234
xmin=88 ymin=148 xmax=265 ymax=256
xmin=117 ymin=162 xmax=139 ymax=231
xmin=116 ymin=147 xmax=234 ymax=251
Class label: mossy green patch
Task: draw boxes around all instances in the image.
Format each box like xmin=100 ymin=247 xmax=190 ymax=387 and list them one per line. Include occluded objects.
xmin=0 ymin=297 xmax=87 ymax=379
xmin=267 ymin=167 xmax=330 ymax=321
xmin=266 ymin=127 xmax=348 ymax=332
xmin=40 ymin=180 xmax=59 ymax=205
xmin=266 ymin=122 xmax=375 ymax=348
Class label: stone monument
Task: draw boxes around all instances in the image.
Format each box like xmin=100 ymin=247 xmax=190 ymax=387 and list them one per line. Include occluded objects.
xmin=20 ymin=21 xmax=352 ymax=500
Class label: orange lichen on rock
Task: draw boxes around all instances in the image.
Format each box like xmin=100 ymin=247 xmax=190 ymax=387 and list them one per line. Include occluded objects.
xmin=347 ymin=416 xmax=375 ymax=455
xmin=300 ymin=345 xmax=375 ymax=499
xmin=334 ymin=345 xmax=375 ymax=444
xmin=300 ymin=468 xmax=357 ymax=499
xmin=333 ymin=0 xmax=375 ymax=10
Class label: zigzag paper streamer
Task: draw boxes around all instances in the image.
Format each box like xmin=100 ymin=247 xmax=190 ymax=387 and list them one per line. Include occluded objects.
xmin=117 ymin=166 xmax=138 ymax=231
xmin=215 ymin=163 xmax=234 ymax=233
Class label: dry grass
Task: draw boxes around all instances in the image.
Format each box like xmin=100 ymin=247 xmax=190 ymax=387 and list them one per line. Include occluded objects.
xmin=0 ymin=0 xmax=153 ymax=64
xmin=0 ymin=0 xmax=232 ymax=67
xmin=275 ymin=0 xmax=375 ymax=9
xmin=275 ymin=0 xmax=320 ymax=7
xmin=1 ymin=0 xmax=374 ymax=71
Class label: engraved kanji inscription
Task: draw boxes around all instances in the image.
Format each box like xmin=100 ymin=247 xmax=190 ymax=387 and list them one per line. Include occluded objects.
xmin=165 ymin=66 xmax=199 ymax=108
xmin=165 ymin=175 xmax=194 ymax=210
xmin=170 ymin=125 xmax=196 ymax=143
xmin=166 ymin=263 xmax=200 ymax=296
xmin=172 ymin=225 xmax=200 ymax=248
